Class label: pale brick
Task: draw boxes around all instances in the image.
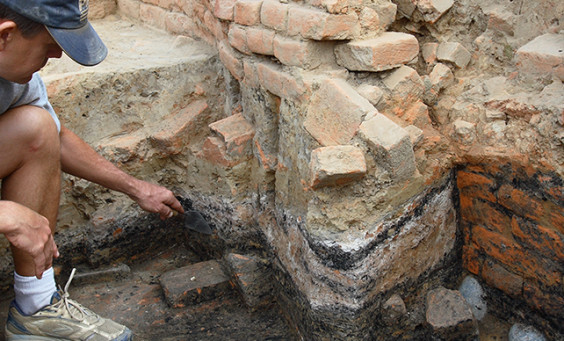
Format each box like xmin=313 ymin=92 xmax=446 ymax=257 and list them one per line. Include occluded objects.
xmin=417 ymin=0 xmax=453 ymax=23
xmin=358 ymin=114 xmax=416 ymax=182
xmin=401 ymin=100 xmax=431 ymax=127
xmin=219 ymin=42 xmax=244 ymax=80
xmin=260 ymin=0 xmax=288 ymax=31
xmin=204 ymin=9 xmax=226 ymax=41
xmin=485 ymin=6 xmax=514 ymax=35
xmin=429 ymin=63 xmax=454 ymax=89
xmin=516 ymin=34 xmax=564 ymax=81
xmin=140 ymin=3 xmax=166 ymax=29
xmin=246 ymin=27 xmax=275 ymax=55
xmin=404 ymin=125 xmax=423 ymax=147
xmin=436 ymin=42 xmax=472 ymax=68
xmin=214 ymin=0 xmax=238 ymax=20
xmin=310 ymin=145 xmax=367 ymax=189
xmin=422 ymin=42 xmax=438 ymax=64
xmin=118 ymin=0 xmax=140 ymax=20
xmin=356 ymin=84 xmax=383 ymax=106
xmin=165 ymin=11 xmax=197 ymax=36
xmin=395 ymin=0 xmax=416 ymax=18
xmin=309 ymin=0 xmax=361 ymax=14
xmin=228 ymin=24 xmax=252 ymax=55
xmin=273 ymin=36 xmax=329 ymax=69
xmin=234 ymin=0 xmax=263 ymax=26
xmin=209 ymin=113 xmax=255 ymax=158
xmin=304 ymin=78 xmax=376 ymax=146
xmin=371 ymin=1 xmax=397 ymax=29
xmin=243 ymin=60 xmax=260 ymax=88
xmin=256 ymin=62 xmax=305 ymax=99
xmin=335 ymin=32 xmax=419 ymax=72
xmin=287 ymin=6 xmax=359 ymax=40
xmin=383 ymin=65 xmax=424 ymax=100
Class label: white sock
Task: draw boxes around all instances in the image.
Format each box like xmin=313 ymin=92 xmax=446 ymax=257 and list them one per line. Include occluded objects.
xmin=14 ymin=267 xmax=57 ymax=315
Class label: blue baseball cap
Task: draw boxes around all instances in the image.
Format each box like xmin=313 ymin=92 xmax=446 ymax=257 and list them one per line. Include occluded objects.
xmin=0 ymin=0 xmax=107 ymax=66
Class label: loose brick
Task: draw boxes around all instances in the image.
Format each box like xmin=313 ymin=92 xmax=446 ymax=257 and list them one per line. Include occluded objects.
xmin=382 ymin=65 xmax=425 ymax=101
xmin=228 ymin=24 xmax=252 ymax=55
xmin=485 ymin=6 xmax=514 ymax=35
xmin=482 ymin=260 xmax=523 ymax=297
xmin=426 ymin=287 xmax=477 ymax=339
xmin=256 ymin=61 xmax=305 ymax=99
xmin=303 ymin=78 xmax=375 ymax=146
xmin=335 ymin=32 xmax=419 ymax=72
xmin=404 ymin=124 xmax=424 ymax=147
xmin=429 ymin=63 xmax=454 ymax=89
xmin=150 ymin=100 xmax=209 ymax=154
xmin=310 ymin=145 xmax=367 ymax=189
xmin=287 ymin=6 xmax=359 ymax=40
xmin=209 ymin=113 xmax=255 ymax=158
xmin=160 ymin=260 xmax=233 ymax=308
xmin=273 ymin=36 xmax=331 ymax=69
xmin=422 ymin=42 xmax=438 ymax=64
xmin=214 ymin=0 xmax=238 ymax=20
xmin=437 ymin=42 xmax=472 ymax=68
xmin=417 ymin=0 xmax=454 ymax=24
xmin=234 ymin=0 xmax=263 ymax=26
xmin=246 ymin=27 xmax=275 ymax=55
xmin=200 ymin=136 xmax=237 ymax=167
xmin=218 ymin=42 xmax=244 ymax=81
xmin=260 ymin=0 xmax=288 ymax=31
xmin=401 ymin=100 xmax=432 ymax=127
xmin=356 ymin=84 xmax=383 ymax=106
xmin=358 ymin=114 xmax=416 ymax=182
xmin=516 ymin=33 xmax=564 ymax=81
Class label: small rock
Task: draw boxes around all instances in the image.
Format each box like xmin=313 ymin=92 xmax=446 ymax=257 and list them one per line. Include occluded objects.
xmin=508 ymin=323 xmax=547 ymax=341
xmin=458 ymin=275 xmax=487 ymax=320
xmin=382 ymin=294 xmax=407 ymax=325
xmin=426 ymin=286 xmax=478 ymax=340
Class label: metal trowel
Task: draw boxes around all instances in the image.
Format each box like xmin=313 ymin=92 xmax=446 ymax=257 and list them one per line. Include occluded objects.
xmin=177 ymin=209 xmax=213 ymax=235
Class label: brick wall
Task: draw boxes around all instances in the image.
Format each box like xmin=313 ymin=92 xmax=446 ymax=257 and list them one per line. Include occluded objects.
xmin=458 ymin=158 xmax=563 ymax=327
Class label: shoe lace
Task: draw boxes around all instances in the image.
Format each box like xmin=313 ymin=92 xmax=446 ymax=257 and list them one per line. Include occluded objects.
xmin=52 ymin=268 xmax=89 ymax=321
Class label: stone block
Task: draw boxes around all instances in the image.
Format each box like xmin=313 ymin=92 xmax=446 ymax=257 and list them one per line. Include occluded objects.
xmin=273 ymin=36 xmax=329 ymax=69
xmin=309 ymin=145 xmax=367 ymax=189
xmin=160 ymin=260 xmax=233 ymax=308
xmin=260 ymin=0 xmax=288 ymax=31
xmin=426 ymin=286 xmax=478 ymax=339
xmin=246 ymin=27 xmax=275 ymax=55
xmin=335 ymin=32 xmax=419 ymax=72
xmin=358 ymin=114 xmax=416 ymax=182
xmin=150 ymin=100 xmax=209 ymax=154
xmin=225 ymin=253 xmax=274 ymax=309
xmin=417 ymin=0 xmax=454 ymax=23
xmin=209 ymin=113 xmax=255 ymax=158
xmin=437 ymin=42 xmax=472 ymax=68
xmin=228 ymin=24 xmax=252 ymax=55
xmin=287 ymin=6 xmax=359 ymax=40
xmin=214 ymin=0 xmax=238 ymax=21
xmin=516 ymin=34 xmax=564 ymax=81
xmin=234 ymin=0 xmax=263 ymax=26
xmin=304 ymin=78 xmax=376 ymax=146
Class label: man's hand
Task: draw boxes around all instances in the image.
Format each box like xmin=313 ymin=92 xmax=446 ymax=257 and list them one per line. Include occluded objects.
xmin=1 ymin=201 xmax=59 ymax=279
xmin=128 ymin=180 xmax=184 ymax=220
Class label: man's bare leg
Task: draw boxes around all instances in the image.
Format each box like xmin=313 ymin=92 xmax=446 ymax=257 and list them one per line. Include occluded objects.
xmin=0 ymin=105 xmax=60 ymax=314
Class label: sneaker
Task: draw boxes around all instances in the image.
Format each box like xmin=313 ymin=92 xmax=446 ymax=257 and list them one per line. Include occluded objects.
xmin=5 ymin=268 xmax=132 ymax=341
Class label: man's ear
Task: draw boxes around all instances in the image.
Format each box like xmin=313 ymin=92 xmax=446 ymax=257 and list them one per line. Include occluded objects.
xmin=0 ymin=20 xmax=17 ymax=51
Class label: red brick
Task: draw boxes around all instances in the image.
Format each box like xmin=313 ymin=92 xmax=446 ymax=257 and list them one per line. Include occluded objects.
xmin=218 ymin=42 xmax=244 ymax=81
xmin=246 ymin=27 xmax=275 ymax=56
xmin=214 ymin=0 xmax=238 ymax=20
xmin=209 ymin=113 xmax=255 ymax=158
xmin=150 ymin=100 xmax=209 ymax=154
xmin=516 ymin=34 xmax=564 ymax=81
xmin=165 ymin=11 xmax=196 ymax=35
xmin=497 ymin=184 xmax=544 ymax=221
xmin=523 ymin=280 xmax=564 ymax=317
xmin=303 ymin=78 xmax=375 ymax=146
xmin=234 ymin=0 xmax=262 ymax=26
xmin=200 ymin=136 xmax=237 ymax=167
xmin=260 ymin=0 xmax=288 ymax=31
xmin=256 ymin=61 xmax=305 ymax=99
xmin=228 ymin=24 xmax=252 ymax=55
xmin=287 ymin=6 xmax=359 ymax=40
xmin=460 ymin=198 xmax=510 ymax=234
xmin=335 ymin=32 xmax=419 ymax=72
xmin=310 ymin=0 xmax=361 ymax=14
xmin=462 ymin=245 xmax=480 ymax=276
xmin=511 ymin=216 xmax=564 ymax=262
xmin=482 ymin=260 xmax=523 ymax=296
xmin=457 ymin=170 xmax=494 ymax=189
xmin=140 ymin=3 xmax=166 ymax=29
xmin=273 ymin=36 xmax=330 ymax=69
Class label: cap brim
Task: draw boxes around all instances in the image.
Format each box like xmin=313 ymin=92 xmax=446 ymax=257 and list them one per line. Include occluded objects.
xmin=46 ymin=22 xmax=107 ymax=66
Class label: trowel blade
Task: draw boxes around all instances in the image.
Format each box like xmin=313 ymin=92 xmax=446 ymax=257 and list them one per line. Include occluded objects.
xmin=181 ymin=210 xmax=213 ymax=235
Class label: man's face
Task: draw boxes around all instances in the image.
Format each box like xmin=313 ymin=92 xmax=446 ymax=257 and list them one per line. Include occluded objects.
xmin=0 ymin=24 xmax=63 ymax=84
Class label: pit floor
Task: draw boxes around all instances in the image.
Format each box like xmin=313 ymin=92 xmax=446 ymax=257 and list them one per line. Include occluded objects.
xmin=0 ymin=244 xmax=298 ymax=341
